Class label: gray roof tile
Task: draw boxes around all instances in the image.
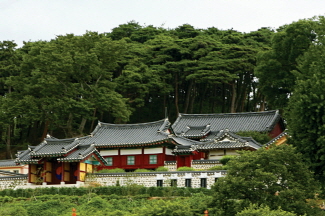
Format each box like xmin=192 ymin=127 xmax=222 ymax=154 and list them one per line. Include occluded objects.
xmin=0 ymin=160 xmax=20 ymax=167
xmin=89 ymin=119 xmax=171 ymax=147
xmin=172 ymin=110 xmax=283 ymax=136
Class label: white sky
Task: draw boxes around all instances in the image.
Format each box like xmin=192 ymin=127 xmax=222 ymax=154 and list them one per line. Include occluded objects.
xmin=1 ymin=0 xmax=324 ymax=47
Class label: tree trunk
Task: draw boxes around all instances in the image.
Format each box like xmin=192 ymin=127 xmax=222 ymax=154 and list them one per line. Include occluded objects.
xmin=183 ymin=80 xmax=194 ymax=113
xmin=189 ymin=84 xmax=196 ymax=114
xmin=6 ymin=125 xmax=11 ymax=159
xmin=90 ymin=108 xmax=97 ymax=133
xmin=174 ymin=73 xmax=180 ymax=117
xmin=67 ymin=113 xmax=74 ymax=137
xmin=78 ymin=118 xmax=87 ymax=135
xmin=41 ymin=120 xmax=49 ymax=141
xmin=230 ymin=82 xmax=237 ymax=113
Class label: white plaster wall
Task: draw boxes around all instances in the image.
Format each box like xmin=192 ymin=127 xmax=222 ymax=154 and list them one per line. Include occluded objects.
xmin=226 ymin=149 xmax=239 ymax=156
xmin=120 ymin=149 xmax=142 ymax=155
xmin=208 ymin=150 xmax=225 ymax=159
xmin=100 ymin=150 xmax=119 ymax=156
xmin=144 ymin=147 xmax=163 ymax=154
xmin=165 ymin=148 xmax=173 ymax=155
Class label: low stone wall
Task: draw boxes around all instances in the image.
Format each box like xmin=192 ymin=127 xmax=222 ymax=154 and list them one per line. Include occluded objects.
xmin=88 ymin=171 xmax=226 ymax=189
xmin=0 ymin=171 xmax=227 ymax=190
xmin=164 ymin=161 xmax=177 ymax=171
xmin=0 ymin=176 xmax=28 ymax=190
xmin=191 ymin=160 xmax=221 ymax=170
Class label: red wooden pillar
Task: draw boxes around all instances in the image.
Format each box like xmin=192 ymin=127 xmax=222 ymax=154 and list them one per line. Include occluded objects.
xmin=141 ymin=147 xmax=144 ymax=168
xmin=43 ymin=159 xmax=47 ymax=184
xmin=76 ymin=163 xmax=81 ymax=181
xmin=61 ymin=162 xmax=65 ymax=184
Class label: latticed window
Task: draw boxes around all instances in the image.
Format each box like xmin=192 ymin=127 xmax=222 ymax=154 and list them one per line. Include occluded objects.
xmin=157 ymin=180 xmax=163 ymax=187
xmin=106 ymin=157 xmax=113 ymax=166
xmin=171 ymin=179 xmax=177 ymax=187
xmin=127 ymin=156 xmax=135 ymax=165
xmin=200 ymin=178 xmax=207 ymax=188
xmin=149 ymin=155 xmax=157 ymax=164
xmin=185 ymin=179 xmax=192 ymax=187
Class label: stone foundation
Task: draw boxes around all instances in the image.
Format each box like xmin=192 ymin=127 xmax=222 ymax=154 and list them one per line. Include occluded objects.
xmin=87 ymin=171 xmax=226 ymax=189
xmin=164 ymin=161 xmax=177 ymax=171
xmin=0 ymin=176 xmax=28 ymax=190
xmin=0 ymin=171 xmax=227 ymax=190
xmin=191 ymin=160 xmax=221 ymax=170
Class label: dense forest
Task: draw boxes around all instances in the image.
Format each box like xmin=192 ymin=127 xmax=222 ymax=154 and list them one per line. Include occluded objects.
xmin=1 ymin=16 xmax=325 ymax=168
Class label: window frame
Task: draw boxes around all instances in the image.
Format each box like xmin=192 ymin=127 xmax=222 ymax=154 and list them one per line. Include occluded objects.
xmin=200 ymin=178 xmax=207 ymax=188
xmin=106 ymin=157 xmax=113 ymax=166
xmin=185 ymin=179 xmax=192 ymax=188
xmin=127 ymin=156 xmax=135 ymax=165
xmin=157 ymin=180 xmax=163 ymax=187
xmin=171 ymin=179 xmax=177 ymax=187
xmin=149 ymin=155 xmax=157 ymax=164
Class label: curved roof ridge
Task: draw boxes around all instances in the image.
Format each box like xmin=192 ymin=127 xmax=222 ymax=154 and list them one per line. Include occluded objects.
xmin=44 ymin=137 xmax=76 ymax=142
xmin=265 ymin=110 xmax=281 ymax=131
xmin=178 ymin=110 xmax=277 ymax=117
xmin=99 ymin=118 xmax=169 ymax=127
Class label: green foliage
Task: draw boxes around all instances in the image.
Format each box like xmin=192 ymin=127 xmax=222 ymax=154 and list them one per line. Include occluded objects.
xmin=236 ymin=131 xmax=272 ymax=144
xmin=96 ymin=168 xmax=125 ymax=173
xmin=0 ymin=204 xmax=28 ymax=216
xmin=155 ymin=166 xmax=169 ymax=171
xmin=0 ymin=188 xmax=213 ymax=215
xmin=177 ymin=166 xmax=195 ymax=171
xmin=219 ymin=155 xmax=237 ymax=165
xmin=134 ymin=168 xmax=152 ymax=172
xmin=210 ymin=145 xmax=322 ymax=216
xmin=255 ymin=18 xmax=319 ymax=110
xmin=286 ymin=19 xmax=325 ymax=182
xmin=236 ymin=204 xmax=297 ymax=216
xmin=208 ymin=165 xmax=227 ymax=170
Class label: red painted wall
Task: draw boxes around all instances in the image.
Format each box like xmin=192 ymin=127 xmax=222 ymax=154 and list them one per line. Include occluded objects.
xmin=97 ymin=153 xmax=170 ymax=171
xmin=269 ymin=122 xmax=284 ymax=138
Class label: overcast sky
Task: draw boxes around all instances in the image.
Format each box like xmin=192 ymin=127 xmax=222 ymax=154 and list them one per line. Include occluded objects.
xmin=1 ymin=0 xmax=324 ymax=47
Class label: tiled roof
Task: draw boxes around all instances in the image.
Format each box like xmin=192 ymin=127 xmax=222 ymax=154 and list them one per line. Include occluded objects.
xmin=172 ymin=110 xmax=283 ymax=136
xmin=88 ymin=118 xmax=171 ymax=147
xmin=0 ymin=159 xmax=21 ymax=167
xmin=195 ymin=129 xmax=262 ymax=150
xmin=195 ymin=140 xmax=261 ymax=150
xmin=265 ymin=131 xmax=288 ymax=146
xmin=172 ymin=129 xmax=262 ymax=153
xmin=171 ymin=136 xmax=205 ymax=146
xmin=58 ymin=144 xmax=107 ymax=165
xmin=0 ymin=170 xmax=26 ymax=177
xmin=15 ymin=147 xmax=40 ymax=164
xmin=178 ymin=125 xmax=211 ymax=139
xmin=30 ymin=138 xmax=77 ymax=157
xmin=15 ymin=119 xmax=171 ymax=164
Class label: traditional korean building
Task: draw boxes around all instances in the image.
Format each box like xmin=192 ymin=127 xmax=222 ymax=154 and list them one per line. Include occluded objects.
xmin=172 ymin=110 xmax=285 ymax=139
xmin=170 ymin=110 xmax=285 ymax=166
xmin=88 ymin=118 xmax=176 ymax=171
xmin=15 ymin=139 xmax=107 ymax=185
xmin=13 ymin=110 xmax=285 ymax=186
xmin=0 ymin=159 xmax=28 ymax=174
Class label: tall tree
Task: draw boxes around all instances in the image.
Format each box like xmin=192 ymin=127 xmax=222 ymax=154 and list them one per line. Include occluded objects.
xmin=255 ymin=19 xmax=317 ymax=110
xmin=210 ymin=145 xmax=320 ymax=216
xmin=286 ymin=19 xmax=325 ymax=181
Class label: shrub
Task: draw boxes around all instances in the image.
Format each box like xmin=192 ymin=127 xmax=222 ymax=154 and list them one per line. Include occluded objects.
xmin=208 ymin=165 xmax=227 ymax=170
xmin=219 ymin=155 xmax=236 ymax=165
xmin=96 ymin=168 xmax=125 ymax=173
xmin=134 ymin=169 xmax=152 ymax=172
xmin=177 ymin=166 xmax=195 ymax=171
xmin=155 ymin=166 xmax=168 ymax=172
